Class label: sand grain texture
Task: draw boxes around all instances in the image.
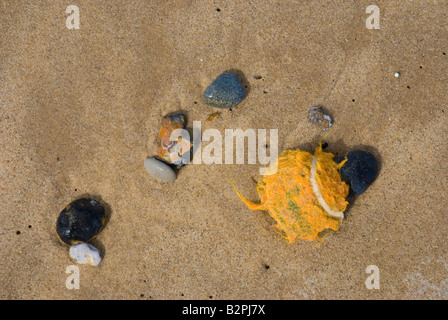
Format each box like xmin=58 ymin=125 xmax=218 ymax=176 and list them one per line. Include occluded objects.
xmin=0 ymin=1 xmax=447 ymax=299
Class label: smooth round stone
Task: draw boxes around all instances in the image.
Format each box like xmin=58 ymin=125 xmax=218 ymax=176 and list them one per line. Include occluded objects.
xmin=56 ymin=198 xmax=106 ymax=245
xmin=336 ymin=150 xmax=378 ymax=196
xmin=203 ymin=73 xmax=245 ymax=108
xmin=69 ymin=243 xmax=102 ymax=266
xmin=144 ymin=157 xmax=177 ymax=182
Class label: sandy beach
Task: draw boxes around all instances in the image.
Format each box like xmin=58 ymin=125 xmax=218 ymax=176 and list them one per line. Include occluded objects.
xmin=1 ymin=1 xmax=447 ymax=299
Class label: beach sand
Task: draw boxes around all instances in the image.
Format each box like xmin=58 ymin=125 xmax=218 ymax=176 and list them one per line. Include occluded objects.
xmin=1 ymin=1 xmax=447 ymax=299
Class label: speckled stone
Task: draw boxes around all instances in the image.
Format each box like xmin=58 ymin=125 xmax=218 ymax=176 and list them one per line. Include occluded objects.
xmin=56 ymin=198 xmax=106 ymax=245
xmin=308 ymin=106 xmax=333 ymax=130
xmin=203 ymin=73 xmax=245 ymax=108
xmin=336 ymin=150 xmax=378 ymax=196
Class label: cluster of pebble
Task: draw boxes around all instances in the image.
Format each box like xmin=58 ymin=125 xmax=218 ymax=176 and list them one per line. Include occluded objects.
xmin=144 ymin=72 xmax=245 ymax=183
xmin=56 ymin=198 xmax=106 ymax=266
xmin=307 ymin=106 xmax=378 ymax=196
xmin=57 ymin=70 xmax=379 ymax=263
xmin=56 ymin=72 xmax=246 ymax=266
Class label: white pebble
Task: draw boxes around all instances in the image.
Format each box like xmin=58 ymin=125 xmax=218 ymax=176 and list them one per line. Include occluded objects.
xmin=144 ymin=157 xmax=176 ymax=183
xmin=394 ymin=72 xmax=400 ymax=78
xmin=69 ymin=243 xmax=102 ymax=266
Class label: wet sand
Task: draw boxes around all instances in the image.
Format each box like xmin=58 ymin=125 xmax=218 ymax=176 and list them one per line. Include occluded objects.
xmin=1 ymin=1 xmax=447 ymax=299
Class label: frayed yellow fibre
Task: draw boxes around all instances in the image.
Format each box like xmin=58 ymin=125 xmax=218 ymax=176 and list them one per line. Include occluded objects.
xmin=230 ymin=135 xmax=350 ymax=243
xmin=228 ymin=179 xmax=266 ymax=211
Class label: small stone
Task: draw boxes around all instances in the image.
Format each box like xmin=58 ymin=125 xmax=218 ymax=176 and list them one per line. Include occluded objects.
xmin=206 ymin=112 xmax=221 ymax=122
xmin=69 ymin=243 xmax=102 ymax=266
xmin=144 ymin=157 xmax=177 ymax=183
xmin=203 ymin=73 xmax=245 ymax=108
xmin=308 ymin=106 xmax=333 ymax=130
xmin=336 ymin=150 xmax=378 ymax=196
xmin=56 ymin=198 xmax=106 ymax=245
xmin=394 ymin=72 xmax=400 ymax=78
xmin=156 ymin=113 xmax=191 ymax=168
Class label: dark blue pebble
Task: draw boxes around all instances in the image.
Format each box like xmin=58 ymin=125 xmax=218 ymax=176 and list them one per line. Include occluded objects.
xmin=203 ymin=73 xmax=245 ymax=108
xmin=335 ymin=150 xmax=378 ymax=196
xmin=164 ymin=113 xmax=186 ymax=127
xmin=56 ymin=198 xmax=105 ymax=245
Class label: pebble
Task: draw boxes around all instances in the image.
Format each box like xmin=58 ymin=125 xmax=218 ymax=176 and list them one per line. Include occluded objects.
xmin=156 ymin=113 xmax=191 ymax=168
xmin=206 ymin=112 xmax=221 ymax=122
xmin=394 ymin=72 xmax=400 ymax=78
xmin=56 ymin=198 xmax=106 ymax=245
xmin=308 ymin=106 xmax=333 ymax=130
xmin=69 ymin=243 xmax=102 ymax=266
xmin=336 ymin=150 xmax=379 ymax=196
xmin=144 ymin=157 xmax=177 ymax=183
xmin=203 ymin=72 xmax=245 ymax=108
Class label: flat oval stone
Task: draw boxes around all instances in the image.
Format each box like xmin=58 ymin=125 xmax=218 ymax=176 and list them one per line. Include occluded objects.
xmin=56 ymin=198 xmax=106 ymax=245
xmin=144 ymin=157 xmax=177 ymax=182
xmin=336 ymin=150 xmax=378 ymax=196
xmin=203 ymin=73 xmax=245 ymax=108
xmin=69 ymin=243 xmax=102 ymax=266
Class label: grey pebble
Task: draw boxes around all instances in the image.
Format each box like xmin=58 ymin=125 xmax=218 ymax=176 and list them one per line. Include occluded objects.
xmin=144 ymin=158 xmax=177 ymax=183
xmin=203 ymin=72 xmax=245 ymax=108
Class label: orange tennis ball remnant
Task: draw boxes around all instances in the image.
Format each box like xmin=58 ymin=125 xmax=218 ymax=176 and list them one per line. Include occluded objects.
xmin=233 ymin=141 xmax=349 ymax=243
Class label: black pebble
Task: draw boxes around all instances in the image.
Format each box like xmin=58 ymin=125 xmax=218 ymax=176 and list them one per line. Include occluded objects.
xmin=56 ymin=198 xmax=105 ymax=245
xmin=335 ymin=150 xmax=378 ymax=196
